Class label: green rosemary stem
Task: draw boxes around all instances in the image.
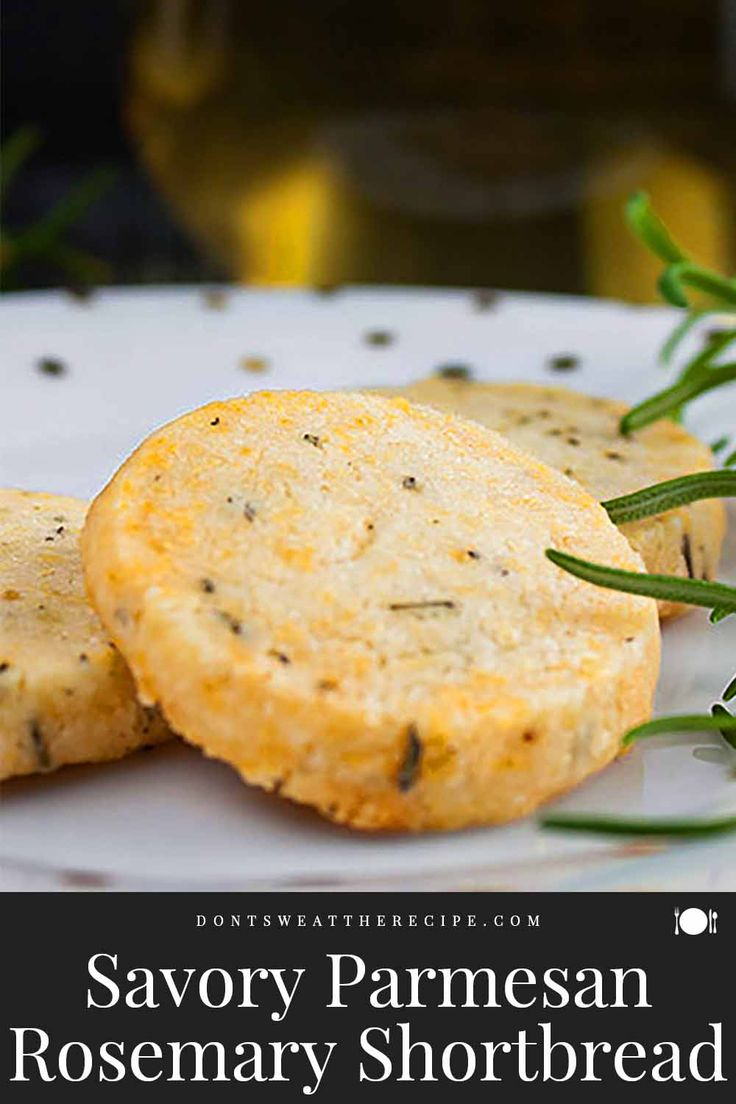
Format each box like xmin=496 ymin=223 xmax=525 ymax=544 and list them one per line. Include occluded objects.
xmin=622 ymin=712 xmax=736 ymax=747
xmin=625 ymin=192 xmax=687 ymax=265
xmin=545 ymin=549 xmax=736 ymax=613
xmin=620 ymin=362 xmax=736 ymax=434
xmin=602 ymin=470 xmax=736 ymax=524
xmin=659 ymin=263 xmax=736 ymax=310
xmin=712 ymin=705 xmax=736 ymax=749
xmin=540 ymin=813 xmax=736 ymax=838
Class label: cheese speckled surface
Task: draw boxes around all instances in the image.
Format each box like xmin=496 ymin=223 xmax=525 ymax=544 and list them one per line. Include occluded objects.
xmin=83 ymin=391 xmax=660 ymax=831
xmin=0 ymin=489 xmax=169 ymax=781
xmin=377 ymin=378 xmax=726 ymax=619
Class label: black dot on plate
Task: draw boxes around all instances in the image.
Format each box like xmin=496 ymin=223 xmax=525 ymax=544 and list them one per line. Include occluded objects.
xmin=435 ymin=363 xmax=474 ymax=381
xmin=240 ymin=356 xmax=270 ymax=374
xmin=472 ymin=288 xmax=500 ymax=311
xmin=364 ymin=330 xmax=394 ymax=347
xmin=202 ymin=288 xmax=228 ymax=310
xmin=547 ymin=354 xmax=580 ymax=372
xmin=65 ymin=284 xmax=95 ymax=304
xmin=37 ymin=357 xmax=67 ymax=377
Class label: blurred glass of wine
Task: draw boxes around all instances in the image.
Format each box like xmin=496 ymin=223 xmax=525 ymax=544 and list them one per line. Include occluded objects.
xmin=127 ymin=0 xmax=735 ymax=297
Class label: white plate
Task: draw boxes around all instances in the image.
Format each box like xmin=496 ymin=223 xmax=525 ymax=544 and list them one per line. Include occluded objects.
xmin=1 ymin=286 xmax=734 ymax=891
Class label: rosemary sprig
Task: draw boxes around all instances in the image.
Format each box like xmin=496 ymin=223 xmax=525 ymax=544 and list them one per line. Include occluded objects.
xmin=542 ymin=707 xmax=736 ymax=837
xmin=622 ymin=191 xmax=736 ymax=429
xmin=660 ymin=310 xmax=710 ymax=364
xmin=622 ymin=712 xmax=736 ymax=747
xmin=5 ymin=166 xmax=115 ymax=272
xmin=602 ymin=470 xmax=736 ymax=524
xmin=626 ymin=192 xmax=736 ymax=311
xmin=539 ymin=195 xmax=736 ymax=843
xmin=545 ymin=549 xmax=736 ymax=616
xmin=659 ymin=263 xmax=736 ymax=311
xmin=665 ymin=329 xmax=736 ymax=427
xmin=712 ymin=705 xmax=736 ymax=750
xmin=680 ymin=328 xmax=736 ymax=377
xmin=0 ymin=126 xmax=41 ymax=202
xmin=620 ymin=362 xmax=735 ymax=434
xmin=625 ymin=191 xmax=687 ymax=266
xmin=1 ymin=129 xmax=114 ymax=287
xmin=540 ymin=813 xmax=736 ymax=838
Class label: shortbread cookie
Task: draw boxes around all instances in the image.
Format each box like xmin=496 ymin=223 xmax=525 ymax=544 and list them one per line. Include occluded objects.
xmin=376 ymin=379 xmax=726 ymax=618
xmin=0 ymin=490 xmax=169 ymax=781
xmin=83 ymin=391 xmax=660 ymax=831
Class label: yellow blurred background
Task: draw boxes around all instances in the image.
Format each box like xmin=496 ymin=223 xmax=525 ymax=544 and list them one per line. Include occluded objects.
xmin=4 ymin=0 xmax=734 ymax=297
xmin=126 ymin=0 xmax=735 ymax=299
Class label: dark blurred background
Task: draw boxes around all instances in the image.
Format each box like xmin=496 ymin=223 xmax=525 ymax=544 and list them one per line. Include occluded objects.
xmin=2 ymin=0 xmax=735 ymax=296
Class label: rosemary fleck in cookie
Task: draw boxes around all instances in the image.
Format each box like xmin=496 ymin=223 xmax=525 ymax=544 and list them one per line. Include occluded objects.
xmin=0 ymin=490 xmax=169 ymax=781
xmin=378 ymin=379 xmax=726 ymax=618
xmin=83 ymin=391 xmax=659 ymax=831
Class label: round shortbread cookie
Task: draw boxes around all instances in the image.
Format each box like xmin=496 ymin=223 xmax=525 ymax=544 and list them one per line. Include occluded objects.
xmin=83 ymin=391 xmax=660 ymax=831
xmin=0 ymin=489 xmax=169 ymax=781
xmin=376 ymin=379 xmax=726 ymax=619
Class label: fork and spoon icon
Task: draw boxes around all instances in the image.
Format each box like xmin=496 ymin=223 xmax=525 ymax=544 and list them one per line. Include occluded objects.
xmin=674 ymin=906 xmax=718 ymax=935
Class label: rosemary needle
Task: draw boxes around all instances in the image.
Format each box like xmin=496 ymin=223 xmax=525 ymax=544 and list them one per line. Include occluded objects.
xmin=545 ymin=549 xmax=736 ymax=614
xmin=712 ymin=704 xmax=736 ymax=750
xmin=659 ymin=310 xmax=709 ymax=363
xmin=724 ymin=675 xmax=736 ymax=702
xmin=540 ymin=813 xmax=736 ymax=838
xmin=658 ymin=263 xmax=736 ymax=310
xmin=625 ymin=192 xmax=687 ymax=265
xmin=621 ymin=712 xmax=736 ymax=748
xmin=602 ymin=470 xmax=736 ymax=524
xmin=620 ymin=362 xmax=736 ymax=434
